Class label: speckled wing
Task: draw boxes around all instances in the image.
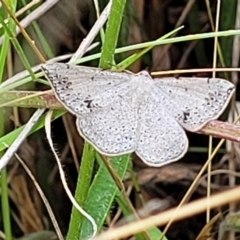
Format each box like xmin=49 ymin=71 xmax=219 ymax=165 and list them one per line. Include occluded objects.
xmin=41 ymin=63 xmax=133 ymax=116
xmin=153 ymin=77 xmax=234 ymax=132
xmin=136 ymin=93 xmax=188 ymax=167
xmin=76 ymin=92 xmax=138 ymax=155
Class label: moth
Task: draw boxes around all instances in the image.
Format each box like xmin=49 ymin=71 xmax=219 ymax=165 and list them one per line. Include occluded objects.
xmin=41 ymin=63 xmax=234 ymax=167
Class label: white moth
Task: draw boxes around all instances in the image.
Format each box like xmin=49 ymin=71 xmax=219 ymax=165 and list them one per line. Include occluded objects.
xmin=41 ymin=63 xmax=234 ymax=167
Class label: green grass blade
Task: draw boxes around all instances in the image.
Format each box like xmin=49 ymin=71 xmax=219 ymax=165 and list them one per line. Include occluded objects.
xmin=20 ymin=0 xmax=54 ymax=59
xmin=67 ymin=0 xmax=128 ymax=237
xmin=0 ymin=14 xmax=35 ymax=80
xmin=70 ymin=0 xmax=128 ymax=238
xmin=80 ymin=155 xmax=130 ymax=239
xmin=117 ymin=26 xmax=184 ymax=69
xmin=73 ymin=29 xmax=240 ymax=66
xmin=220 ymin=0 xmax=237 ymax=66
xmin=99 ymin=0 xmax=126 ymax=68
xmin=0 ymin=1 xmax=17 ymax=239
xmin=66 ymin=142 xmax=96 ymax=240
xmin=1 ymin=29 xmax=240 ymax=96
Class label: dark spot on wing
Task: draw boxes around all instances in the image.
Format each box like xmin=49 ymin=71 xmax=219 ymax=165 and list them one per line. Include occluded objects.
xmin=227 ymin=87 xmax=234 ymax=94
xmin=183 ymin=111 xmax=190 ymax=123
xmin=84 ymin=99 xmax=93 ymax=109
xmin=61 ymin=77 xmax=68 ymax=84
